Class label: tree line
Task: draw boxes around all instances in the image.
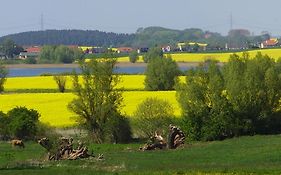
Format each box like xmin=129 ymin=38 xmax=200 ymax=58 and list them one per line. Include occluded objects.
xmin=0 ymin=27 xmax=272 ymax=49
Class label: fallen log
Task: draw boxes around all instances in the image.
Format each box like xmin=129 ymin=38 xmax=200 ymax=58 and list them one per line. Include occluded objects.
xmin=38 ymin=137 xmax=93 ymax=161
xmin=140 ymin=125 xmax=185 ymax=151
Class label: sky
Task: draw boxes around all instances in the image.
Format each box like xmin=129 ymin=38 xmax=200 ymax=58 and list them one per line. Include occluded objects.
xmin=1 ymin=0 xmax=281 ymax=37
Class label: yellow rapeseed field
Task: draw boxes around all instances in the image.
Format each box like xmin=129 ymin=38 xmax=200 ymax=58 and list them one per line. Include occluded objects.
xmin=0 ymin=91 xmax=181 ymax=127
xmin=6 ymin=75 xmax=185 ymax=91
xmin=6 ymin=75 xmax=146 ymax=91
xmin=116 ymin=48 xmax=281 ymax=62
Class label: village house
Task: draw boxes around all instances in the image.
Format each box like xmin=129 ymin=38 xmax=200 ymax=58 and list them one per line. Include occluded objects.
xmin=260 ymin=38 xmax=279 ymax=48
xmin=161 ymin=45 xmax=171 ymax=52
xmin=0 ymin=52 xmax=7 ymax=59
xmin=116 ymin=47 xmax=133 ymax=53
xmin=19 ymin=46 xmax=41 ymax=60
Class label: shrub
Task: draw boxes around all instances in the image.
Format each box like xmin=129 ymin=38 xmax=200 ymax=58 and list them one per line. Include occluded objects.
xmin=132 ymin=97 xmax=174 ymax=138
xmin=53 ymin=75 xmax=67 ymax=93
xmin=129 ymin=51 xmax=139 ymax=63
xmin=145 ymin=55 xmax=180 ymax=90
xmin=0 ymin=111 xmax=9 ymax=140
xmin=24 ymin=57 xmax=37 ymax=64
xmin=7 ymin=107 xmax=40 ymax=140
xmin=104 ymin=114 xmax=132 ymax=143
xmin=177 ymin=53 xmax=281 ymax=141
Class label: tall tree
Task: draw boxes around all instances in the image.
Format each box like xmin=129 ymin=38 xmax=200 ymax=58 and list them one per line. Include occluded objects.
xmin=0 ymin=38 xmax=23 ymax=58
xmin=68 ymin=57 xmax=130 ymax=143
xmin=145 ymin=54 xmax=180 ymax=91
xmin=0 ymin=62 xmax=8 ymax=93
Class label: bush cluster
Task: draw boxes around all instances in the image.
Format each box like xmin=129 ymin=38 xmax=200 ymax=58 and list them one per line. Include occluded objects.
xmin=0 ymin=107 xmax=40 ymax=140
xmin=177 ymin=52 xmax=281 ymax=141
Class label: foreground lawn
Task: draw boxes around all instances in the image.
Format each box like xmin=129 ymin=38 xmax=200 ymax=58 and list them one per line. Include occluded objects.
xmin=1 ymin=135 xmax=281 ymax=174
xmin=0 ymin=91 xmax=181 ymax=127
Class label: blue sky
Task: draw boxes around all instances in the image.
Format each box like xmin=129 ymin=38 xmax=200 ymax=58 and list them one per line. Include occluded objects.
xmin=1 ymin=0 xmax=281 ymax=36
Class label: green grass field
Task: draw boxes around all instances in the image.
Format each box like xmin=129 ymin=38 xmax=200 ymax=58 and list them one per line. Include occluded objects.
xmin=1 ymin=135 xmax=281 ymax=174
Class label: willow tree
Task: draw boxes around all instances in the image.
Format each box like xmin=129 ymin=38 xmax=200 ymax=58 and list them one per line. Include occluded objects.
xmin=68 ymin=57 xmax=131 ymax=143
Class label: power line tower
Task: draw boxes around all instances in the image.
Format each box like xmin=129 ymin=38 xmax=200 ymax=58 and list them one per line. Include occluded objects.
xmin=227 ymin=13 xmax=233 ymax=50
xmin=230 ymin=13 xmax=233 ymax=31
xmin=40 ymin=14 xmax=44 ymax=31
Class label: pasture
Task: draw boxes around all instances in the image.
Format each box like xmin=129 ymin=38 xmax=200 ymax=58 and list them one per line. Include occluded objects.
xmin=1 ymin=135 xmax=281 ymax=174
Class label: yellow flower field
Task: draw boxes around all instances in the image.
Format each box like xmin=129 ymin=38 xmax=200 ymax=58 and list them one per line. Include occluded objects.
xmin=5 ymin=75 xmax=186 ymax=91
xmin=0 ymin=91 xmax=181 ymax=127
xmin=6 ymin=75 xmax=146 ymax=91
xmin=115 ymin=48 xmax=281 ymax=62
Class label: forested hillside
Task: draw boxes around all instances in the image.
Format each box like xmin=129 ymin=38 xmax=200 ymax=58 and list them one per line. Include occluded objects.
xmin=0 ymin=27 xmax=271 ymax=48
xmin=0 ymin=30 xmax=135 ymax=46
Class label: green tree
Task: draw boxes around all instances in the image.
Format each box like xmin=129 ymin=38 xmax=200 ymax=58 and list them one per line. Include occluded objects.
xmin=8 ymin=107 xmax=40 ymax=140
xmin=68 ymin=57 xmax=131 ymax=143
xmin=39 ymin=45 xmax=56 ymax=63
xmin=177 ymin=60 xmax=236 ymax=141
xmin=129 ymin=50 xmax=139 ymax=63
xmin=0 ymin=38 xmax=24 ymax=58
xmin=53 ymin=75 xmax=67 ymax=93
xmin=0 ymin=62 xmax=8 ymax=93
xmin=143 ymin=47 xmax=163 ymax=63
xmin=55 ymin=45 xmax=75 ymax=63
xmin=177 ymin=53 xmax=281 ymax=141
xmin=0 ymin=111 xmax=9 ymax=140
xmin=223 ymin=52 xmax=281 ymax=135
xmin=132 ymin=97 xmax=174 ymax=138
xmin=72 ymin=47 xmax=84 ymax=61
xmin=145 ymin=55 xmax=180 ymax=90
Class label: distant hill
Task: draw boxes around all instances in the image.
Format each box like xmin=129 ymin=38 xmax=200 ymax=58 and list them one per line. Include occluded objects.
xmin=0 ymin=30 xmax=135 ymax=46
xmin=0 ymin=27 xmax=270 ymax=48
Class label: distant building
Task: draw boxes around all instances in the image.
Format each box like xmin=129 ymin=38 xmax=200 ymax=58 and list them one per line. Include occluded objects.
xmin=261 ymin=38 xmax=279 ymax=48
xmin=19 ymin=46 xmax=41 ymax=59
xmin=116 ymin=47 xmax=133 ymax=53
xmin=177 ymin=42 xmax=207 ymax=51
xmin=0 ymin=52 xmax=7 ymax=59
xmin=137 ymin=47 xmax=149 ymax=53
xmin=161 ymin=45 xmax=171 ymax=52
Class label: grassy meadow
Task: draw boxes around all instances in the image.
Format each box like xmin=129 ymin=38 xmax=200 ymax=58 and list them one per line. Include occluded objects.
xmin=1 ymin=135 xmax=281 ymax=174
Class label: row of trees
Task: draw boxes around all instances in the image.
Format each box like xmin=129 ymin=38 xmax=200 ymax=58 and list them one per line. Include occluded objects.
xmin=177 ymin=53 xmax=281 ymax=141
xmin=39 ymin=45 xmax=84 ymax=63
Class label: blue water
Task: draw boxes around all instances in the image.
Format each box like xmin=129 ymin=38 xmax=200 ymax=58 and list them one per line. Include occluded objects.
xmin=8 ymin=66 xmax=191 ymax=77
